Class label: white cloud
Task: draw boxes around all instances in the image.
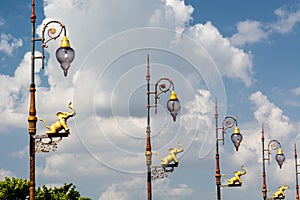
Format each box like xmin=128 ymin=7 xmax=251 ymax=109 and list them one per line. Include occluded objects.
xmin=0 ymin=0 xmax=263 ymax=199
xmin=98 ymin=178 xmax=145 ymax=200
xmin=230 ymin=20 xmax=269 ymax=46
xmin=0 ymin=33 xmax=22 ymax=55
xmin=154 ymin=179 xmax=193 ymax=199
xmin=98 ymin=177 xmax=193 ymax=200
xmin=99 ymin=184 xmax=129 ymax=200
xmin=0 ymin=17 xmax=5 ymax=26
xmin=36 ymin=153 xmax=110 ymax=180
xmin=150 ymin=0 xmax=193 ymax=41
xmin=271 ymin=6 xmax=300 ymax=34
xmin=188 ymin=22 xmax=253 ymax=87
xmin=9 ymin=146 xmax=28 ymax=159
xmin=249 ymin=91 xmax=294 ymax=138
xmin=229 ymin=5 xmax=300 ymax=48
xmin=0 ymin=169 xmax=15 ymax=179
xmin=285 ymin=100 xmax=300 ymax=107
xmin=182 ymin=89 xmax=212 ymax=132
xmin=0 ymin=52 xmax=42 ymax=131
xmin=292 ymin=86 xmax=300 ymax=96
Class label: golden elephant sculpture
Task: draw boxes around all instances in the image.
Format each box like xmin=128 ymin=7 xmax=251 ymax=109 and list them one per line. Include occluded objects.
xmin=269 ymin=183 xmax=289 ymax=199
xmin=222 ymin=166 xmax=246 ymax=186
xmin=154 ymin=142 xmax=184 ymax=168
xmin=38 ymin=102 xmax=76 ymax=134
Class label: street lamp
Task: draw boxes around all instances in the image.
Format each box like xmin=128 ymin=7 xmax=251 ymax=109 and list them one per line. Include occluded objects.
xmin=215 ymin=99 xmax=243 ymax=200
xmin=261 ymin=124 xmax=286 ymax=200
xmin=295 ymin=144 xmax=300 ymax=200
xmin=28 ymin=0 xmax=75 ymax=199
xmin=145 ymin=55 xmax=181 ymax=200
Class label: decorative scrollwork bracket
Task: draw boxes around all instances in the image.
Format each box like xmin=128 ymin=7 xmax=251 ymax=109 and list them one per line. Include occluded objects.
xmin=34 ymin=132 xmax=69 ymax=153
xmin=151 ymin=163 xmax=177 ymax=180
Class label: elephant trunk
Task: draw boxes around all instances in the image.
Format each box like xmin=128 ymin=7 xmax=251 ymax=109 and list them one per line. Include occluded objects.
xmin=241 ymin=166 xmax=247 ymax=175
xmin=68 ymin=102 xmax=76 ymax=117
xmin=177 ymin=142 xmax=184 ymax=153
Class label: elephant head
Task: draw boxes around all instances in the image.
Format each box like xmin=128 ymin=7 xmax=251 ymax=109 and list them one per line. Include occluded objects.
xmin=169 ymin=142 xmax=184 ymax=154
xmin=56 ymin=102 xmax=76 ymax=120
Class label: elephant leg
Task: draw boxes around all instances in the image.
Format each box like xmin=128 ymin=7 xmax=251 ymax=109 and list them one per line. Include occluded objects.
xmin=59 ymin=120 xmax=69 ymax=132
xmin=170 ymin=153 xmax=178 ymax=163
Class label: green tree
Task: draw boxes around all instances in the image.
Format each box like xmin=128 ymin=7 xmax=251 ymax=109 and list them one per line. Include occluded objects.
xmin=0 ymin=177 xmax=91 ymax=200
xmin=0 ymin=176 xmax=29 ymax=200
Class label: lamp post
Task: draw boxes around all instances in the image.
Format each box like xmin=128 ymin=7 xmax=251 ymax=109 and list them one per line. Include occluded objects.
xmin=261 ymin=124 xmax=286 ymax=200
xmin=215 ymin=99 xmax=243 ymax=200
xmin=145 ymin=55 xmax=181 ymax=200
xmin=28 ymin=1 xmax=75 ymax=199
xmin=295 ymin=144 xmax=300 ymax=200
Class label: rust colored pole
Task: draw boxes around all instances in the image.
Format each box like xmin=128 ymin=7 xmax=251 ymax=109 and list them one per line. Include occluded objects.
xmin=28 ymin=0 xmax=37 ymax=199
xmin=262 ymin=124 xmax=267 ymax=200
xmin=145 ymin=55 xmax=152 ymax=200
xmin=295 ymin=144 xmax=299 ymax=200
xmin=215 ymin=99 xmax=221 ymax=200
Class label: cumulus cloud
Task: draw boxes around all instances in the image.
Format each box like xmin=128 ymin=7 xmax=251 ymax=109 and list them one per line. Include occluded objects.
xmin=0 ymin=0 xmax=262 ymax=199
xmin=150 ymin=0 xmax=193 ymax=41
xmin=188 ymin=22 xmax=253 ymax=87
xmin=230 ymin=20 xmax=269 ymax=46
xmin=0 ymin=33 xmax=22 ymax=55
xmin=271 ymin=5 xmax=300 ymax=34
xmin=99 ymin=184 xmax=129 ymax=200
xmin=0 ymin=52 xmax=42 ymax=131
xmin=153 ymin=179 xmax=193 ymax=199
xmin=229 ymin=4 xmax=300 ymax=48
xmin=292 ymin=86 xmax=300 ymax=96
xmin=0 ymin=169 xmax=15 ymax=179
xmin=249 ymin=91 xmax=294 ymax=138
xmin=99 ymin=178 xmax=144 ymax=200
xmin=99 ymin=177 xmax=193 ymax=200
xmin=182 ymin=89 xmax=212 ymax=133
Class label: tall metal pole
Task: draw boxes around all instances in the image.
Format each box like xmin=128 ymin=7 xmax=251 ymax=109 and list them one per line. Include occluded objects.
xmin=145 ymin=55 xmax=152 ymax=200
xmin=295 ymin=144 xmax=299 ymax=200
xmin=262 ymin=124 xmax=267 ymax=200
xmin=28 ymin=0 xmax=37 ymax=199
xmin=215 ymin=99 xmax=221 ymax=200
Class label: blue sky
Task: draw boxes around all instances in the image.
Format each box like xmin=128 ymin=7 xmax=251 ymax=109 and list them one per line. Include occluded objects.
xmin=1 ymin=0 xmax=300 ymax=199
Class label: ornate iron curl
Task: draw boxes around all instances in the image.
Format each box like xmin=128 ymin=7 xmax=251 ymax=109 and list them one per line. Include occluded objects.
xmin=35 ymin=137 xmax=62 ymax=153
xmin=42 ymin=20 xmax=66 ymax=47
xmin=268 ymin=140 xmax=281 ymax=152
xmin=265 ymin=139 xmax=282 ymax=164
xmin=217 ymin=115 xmax=238 ymax=145
xmin=151 ymin=78 xmax=175 ymax=114
xmin=33 ymin=20 xmax=67 ymax=69
xmin=155 ymin=78 xmax=174 ymax=98
xmin=221 ymin=116 xmax=238 ymax=131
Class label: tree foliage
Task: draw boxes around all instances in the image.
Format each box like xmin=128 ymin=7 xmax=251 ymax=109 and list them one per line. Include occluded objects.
xmin=0 ymin=176 xmax=29 ymax=200
xmin=0 ymin=177 xmax=91 ymax=200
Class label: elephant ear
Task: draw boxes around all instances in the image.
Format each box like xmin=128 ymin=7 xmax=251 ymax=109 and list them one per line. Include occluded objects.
xmin=56 ymin=112 xmax=64 ymax=118
xmin=168 ymin=148 xmax=174 ymax=152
